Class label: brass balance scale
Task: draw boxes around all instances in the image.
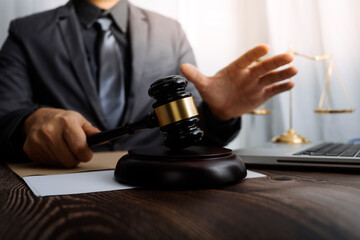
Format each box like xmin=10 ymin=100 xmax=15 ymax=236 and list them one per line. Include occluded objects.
xmin=248 ymin=47 xmax=355 ymax=144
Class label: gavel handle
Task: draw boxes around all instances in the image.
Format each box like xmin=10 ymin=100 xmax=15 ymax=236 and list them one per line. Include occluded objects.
xmin=87 ymin=112 xmax=158 ymax=147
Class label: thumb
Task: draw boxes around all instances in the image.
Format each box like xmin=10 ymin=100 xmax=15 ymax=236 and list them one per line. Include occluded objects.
xmin=82 ymin=120 xmax=101 ymax=136
xmin=180 ymin=63 xmax=208 ymax=90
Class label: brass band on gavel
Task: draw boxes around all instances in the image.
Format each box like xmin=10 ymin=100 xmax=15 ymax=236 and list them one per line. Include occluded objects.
xmin=154 ymin=96 xmax=199 ymax=127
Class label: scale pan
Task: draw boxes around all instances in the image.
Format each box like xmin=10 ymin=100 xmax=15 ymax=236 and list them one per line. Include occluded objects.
xmin=314 ymin=109 xmax=355 ymax=114
xmin=248 ymin=109 xmax=272 ymax=115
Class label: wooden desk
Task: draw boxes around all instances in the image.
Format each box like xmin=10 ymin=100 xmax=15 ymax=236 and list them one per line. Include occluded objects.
xmin=1 ymin=162 xmax=360 ymax=240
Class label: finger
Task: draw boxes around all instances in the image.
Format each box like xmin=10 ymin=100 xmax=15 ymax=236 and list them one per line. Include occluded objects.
xmin=180 ymin=63 xmax=208 ymax=91
xmin=228 ymin=44 xmax=270 ymax=71
xmin=250 ymin=53 xmax=293 ymax=78
xmin=48 ymin=139 xmax=80 ymax=168
xmin=83 ymin=120 xmax=108 ymax=146
xmin=36 ymin=122 xmax=79 ymax=168
xmin=41 ymin=127 xmax=80 ymax=168
xmin=258 ymin=66 xmax=297 ymax=88
xmin=23 ymin=142 xmax=49 ymax=166
xmin=63 ymin=122 xmax=94 ymax=163
xmin=263 ymin=81 xmax=295 ymax=101
xmin=23 ymin=131 xmax=62 ymax=166
xmin=83 ymin=121 xmax=101 ymax=136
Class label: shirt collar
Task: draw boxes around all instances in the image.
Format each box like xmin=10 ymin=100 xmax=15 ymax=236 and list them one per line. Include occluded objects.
xmin=73 ymin=0 xmax=128 ymax=33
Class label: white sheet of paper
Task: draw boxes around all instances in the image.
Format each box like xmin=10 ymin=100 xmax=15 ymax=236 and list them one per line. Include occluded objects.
xmin=23 ymin=170 xmax=134 ymax=197
xmin=246 ymin=170 xmax=266 ymax=179
xmin=23 ymin=170 xmax=266 ymax=197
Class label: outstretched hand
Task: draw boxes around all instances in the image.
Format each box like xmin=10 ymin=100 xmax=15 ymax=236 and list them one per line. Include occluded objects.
xmin=181 ymin=44 xmax=297 ymax=121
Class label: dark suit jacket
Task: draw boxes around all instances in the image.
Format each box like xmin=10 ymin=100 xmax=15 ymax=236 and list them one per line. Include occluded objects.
xmin=0 ymin=1 xmax=240 ymax=158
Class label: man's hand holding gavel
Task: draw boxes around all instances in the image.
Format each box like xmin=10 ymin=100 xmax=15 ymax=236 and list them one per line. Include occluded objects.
xmin=23 ymin=108 xmax=101 ymax=167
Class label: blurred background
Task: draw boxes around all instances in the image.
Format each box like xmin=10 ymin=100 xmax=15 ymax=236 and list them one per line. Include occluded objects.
xmin=1 ymin=0 xmax=359 ymax=149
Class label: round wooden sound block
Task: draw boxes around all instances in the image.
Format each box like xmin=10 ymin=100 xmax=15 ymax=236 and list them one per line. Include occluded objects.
xmin=114 ymin=146 xmax=247 ymax=189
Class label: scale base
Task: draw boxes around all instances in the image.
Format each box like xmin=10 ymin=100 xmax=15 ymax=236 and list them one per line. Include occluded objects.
xmin=114 ymin=146 xmax=247 ymax=189
xmin=271 ymin=128 xmax=310 ymax=144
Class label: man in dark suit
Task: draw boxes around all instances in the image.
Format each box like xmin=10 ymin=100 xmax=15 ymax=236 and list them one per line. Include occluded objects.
xmin=0 ymin=0 xmax=297 ymax=167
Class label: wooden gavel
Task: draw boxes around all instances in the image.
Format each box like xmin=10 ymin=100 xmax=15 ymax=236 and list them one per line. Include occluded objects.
xmin=87 ymin=75 xmax=204 ymax=149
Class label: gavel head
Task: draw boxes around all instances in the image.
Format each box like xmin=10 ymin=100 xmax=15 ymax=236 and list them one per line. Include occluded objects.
xmin=148 ymin=75 xmax=204 ymax=150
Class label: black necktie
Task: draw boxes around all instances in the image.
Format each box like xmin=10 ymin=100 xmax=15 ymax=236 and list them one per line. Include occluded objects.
xmin=97 ymin=17 xmax=125 ymax=129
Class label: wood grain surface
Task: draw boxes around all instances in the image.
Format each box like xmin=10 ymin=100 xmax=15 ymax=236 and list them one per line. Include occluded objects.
xmin=1 ymin=162 xmax=360 ymax=240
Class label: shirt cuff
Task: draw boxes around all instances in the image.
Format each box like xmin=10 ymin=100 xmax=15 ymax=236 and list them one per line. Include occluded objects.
xmin=197 ymin=102 xmax=241 ymax=146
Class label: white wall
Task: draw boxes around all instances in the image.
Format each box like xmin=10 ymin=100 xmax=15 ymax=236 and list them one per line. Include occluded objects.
xmin=0 ymin=0 xmax=68 ymax=44
xmin=130 ymin=0 xmax=248 ymax=76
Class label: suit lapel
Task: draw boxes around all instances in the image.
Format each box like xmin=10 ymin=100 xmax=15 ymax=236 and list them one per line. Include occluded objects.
xmin=57 ymin=3 xmax=107 ymax=129
xmin=56 ymin=3 xmax=150 ymax=127
xmin=129 ymin=4 xmax=148 ymax=86
xmin=125 ymin=4 xmax=149 ymax=120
